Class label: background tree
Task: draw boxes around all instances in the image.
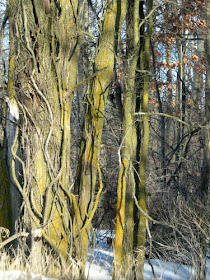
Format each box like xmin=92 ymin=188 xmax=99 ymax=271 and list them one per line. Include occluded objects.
xmin=114 ymin=0 xmax=154 ymax=279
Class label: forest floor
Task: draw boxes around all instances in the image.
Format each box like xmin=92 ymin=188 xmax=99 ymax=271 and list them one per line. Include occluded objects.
xmin=0 ymin=229 xmax=209 ymax=279
xmin=86 ymin=229 xmax=210 ymax=280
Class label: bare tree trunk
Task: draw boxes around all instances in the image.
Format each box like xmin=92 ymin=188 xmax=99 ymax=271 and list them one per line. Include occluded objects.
xmin=113 ymin=1 xmax=138 ymax=279
xmin=5 ymin=14 xmax=21 ymax=237
xmin=114 ymin=0 xmax=153 ymax=279
xmin=135 ymin=0 xmax=153 ymax=278
xmin=8 ymin=0 xmax=79 ymax=264
xmin=73 ymin=1 xmax=118 ymax=278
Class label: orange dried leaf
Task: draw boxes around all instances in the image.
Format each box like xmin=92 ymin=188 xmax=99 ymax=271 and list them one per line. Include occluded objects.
xmin=183 ymin=57 xmax=188 ymax=64
xmin=190 ymin=54 xmax=199 ymax=62
xmin=171 ymin=101 xmax=176 ymax=107
xmin=187 ymin=98 xmax=193 ymax=105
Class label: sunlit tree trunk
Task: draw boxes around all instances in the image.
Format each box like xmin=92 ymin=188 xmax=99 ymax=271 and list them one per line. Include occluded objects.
xmin=134 ymin=0 xmax=153 ymax=278
xmin=73 ymin=0 xmax=118 ymax=278
xmin=114 ymin=1 xmax=153 ymax=279
xmin=113 ymin=1 xmax=138 ymax=279
xmin=7 ymin=0 xmax=79 ymax=264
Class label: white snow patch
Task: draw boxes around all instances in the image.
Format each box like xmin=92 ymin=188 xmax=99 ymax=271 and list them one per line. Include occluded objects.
xmin=0 ymin=270 xmax=56 ymax=280
xmin=5 ymin=97 xmax=19 ymax=120
xmin=86 ymin=263 xmax=112 ymax=280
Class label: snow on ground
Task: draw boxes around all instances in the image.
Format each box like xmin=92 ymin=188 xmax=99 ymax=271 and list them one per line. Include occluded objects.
xmin=0 ymin=229 xmax=209 ymax=279
xmin=144 ymin=259 xmax=195 ymax=280
xmin=144 ymin=257 xmax=210 ymax=280
xmin=86 ymin=230 xmax=113 ymax=280
xmin=85 ymin=229 xmax=210 ymax=280
xmin=0 ymin=270 xmax=55 ymax=280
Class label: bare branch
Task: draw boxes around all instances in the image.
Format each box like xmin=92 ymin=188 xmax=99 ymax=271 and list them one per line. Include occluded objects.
xmin=0 ymin=232 xmax=29 ymax=249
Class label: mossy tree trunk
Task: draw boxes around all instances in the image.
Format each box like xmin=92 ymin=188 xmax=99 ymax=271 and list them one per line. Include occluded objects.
xmin=73 ymin=0 xmax=118 ymax=278
xmin=113 ymin=0 xmax=153 ymax=279
xmin=134 ymin=1 xmax=153 ymax=279
xmin=7 ymin=0 xmax=79 ymax=262
xmin=113 ymin=0 xmax=139 ymax=279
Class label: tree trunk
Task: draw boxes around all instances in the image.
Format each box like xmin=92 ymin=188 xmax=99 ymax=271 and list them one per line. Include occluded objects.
xmin=5 ymin=13 xmax=21 ymax=237
xmin=73 ymin=0 xmax=118 ymax=278
xmin=8 ymin=0 xmax=79 ymax=262
xmin=113 ymin=0 xmax=138 ymax=279
xmin=0 ymin=149 xmax=11 ymax=232
xmin=135 ymin=0 xmax=153 ymax=278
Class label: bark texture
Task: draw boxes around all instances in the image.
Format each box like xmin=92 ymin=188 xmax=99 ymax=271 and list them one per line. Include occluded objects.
xmin=114 ymin=0 xmax=138 ymax=279
xmin=73 ymin=0 xmax=118 ymax=277
xmin=114 ymin=0 xmax=153 ymax=279
xmin=8 ymin=0 xmax=79 ymax=261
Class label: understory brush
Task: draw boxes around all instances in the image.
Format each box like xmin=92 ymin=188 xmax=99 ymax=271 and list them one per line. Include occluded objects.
xmin=0 ymin=244 xmax=81 ymax=280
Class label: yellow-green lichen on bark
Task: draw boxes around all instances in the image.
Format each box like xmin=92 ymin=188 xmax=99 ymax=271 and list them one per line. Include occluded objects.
xmin=8 ymin=0 xmax=80 ymax=260
xmin=73 ymin=1 xmax=118 ymax=278
xmin=135 ymin=0 xmax=153 ymax=278
xmin=113 ymin=0 xmax=139 ymax=279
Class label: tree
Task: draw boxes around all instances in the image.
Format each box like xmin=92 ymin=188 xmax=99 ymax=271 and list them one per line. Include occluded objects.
xmin=114 ymin=0 xmax=153 ymax=279
xmin=72 ymin=0 xmax=118 ymax=277
xmin=114 ymin=0 xmax=137 ymax=277
xmin=6 ymin=0 xmax=80 ymax=259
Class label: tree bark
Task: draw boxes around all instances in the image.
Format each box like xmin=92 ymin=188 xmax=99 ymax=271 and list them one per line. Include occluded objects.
xmin=8 ymin=0 xmax=79 ymax=262
xmin=73 ymin=0 xmax=118 ymax=278
xmin=135 ymin=0 xmax=153 ymax=278
xmin=113 ymin=0 xmax=138 ymax=279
